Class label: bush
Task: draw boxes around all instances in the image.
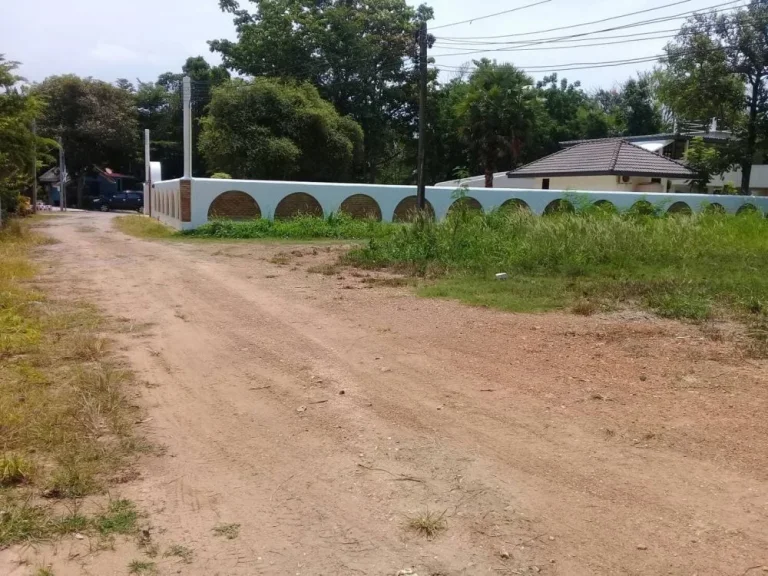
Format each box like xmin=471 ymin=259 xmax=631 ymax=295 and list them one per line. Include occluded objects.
xmin=184 ymin=212 xmax=400 ymax=240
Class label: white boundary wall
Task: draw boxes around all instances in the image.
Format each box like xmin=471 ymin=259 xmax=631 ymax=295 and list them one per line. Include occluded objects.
xmin=151 ymin=179 xmax=183 ymax=229
xmin=151 ymin=177 xmax=768 ymax=231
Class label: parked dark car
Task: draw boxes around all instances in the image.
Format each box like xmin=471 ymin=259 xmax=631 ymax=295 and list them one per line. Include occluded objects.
xmin=92 ymin=192 xmax=143 ymax=212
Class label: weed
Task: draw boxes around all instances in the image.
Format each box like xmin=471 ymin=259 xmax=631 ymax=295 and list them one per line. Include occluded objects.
xmin=212 ymin=523 xmax=240 ymax=540
xmin=114 ymin=216 xmax=175 ymax=239
xmin=571 ymin=299 xmax=599 ymax=316
xmin=268 ymin=253 xmax=292 ymax=265
xmin=183 ymin=212 xmax=400 ymax=240
xmin=345 ymin=209 xmax=768 ymax=334
xmin=164 ymin=543 xmax=194 ymax=563
xmin=407 ymin=509 xmax=447 ymax=540
xmin=307 ymin=263 xmax=341 ymax=276
xmin=127 ymin=560 xmax=157 ymax=575
xmin=0 ymin=219 xmax=144 ymax=547
xmin=94 ymin=499 xmax=138 ymax=536
xmin=0 ymin=454 xmax=33 ymax=486
xmin=35 ymin=569 xmax=54 ymax=576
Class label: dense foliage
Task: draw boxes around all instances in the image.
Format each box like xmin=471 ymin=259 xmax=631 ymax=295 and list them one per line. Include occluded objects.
xmin=0 ymin=56 xmax=54 ymax=215
xmin=199 ymin=78 xmax=363 ymax=181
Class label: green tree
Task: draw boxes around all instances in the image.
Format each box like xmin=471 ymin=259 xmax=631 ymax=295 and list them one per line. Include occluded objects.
xmin=456 ymin=60 xmax=539 ymax=188
xmin=684 ymin=136 xmax=731 ymax=192
xmin=34 ymin=75 xmax=139 ymax=207
xmin=209 ymin=0 xmax=431 ymax=182
xmin=199 ymin=78 xmax=363 ymax=181
xmin=0 ymin=56 xmax=55 ymax=214
xmin=660 ymin=1 xmax=768 ymax=194
xmin=137 ymin=56 xmax=230 ymax=179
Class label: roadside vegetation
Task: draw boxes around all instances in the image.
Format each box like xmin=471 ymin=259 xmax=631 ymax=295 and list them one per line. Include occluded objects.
xmin=345 ymin=206 xmax=768 ymax=352
xmin=0 ymin=219 xmax=144 ymax=548
xmin=115 ymin=213 xmax=400 ymax=240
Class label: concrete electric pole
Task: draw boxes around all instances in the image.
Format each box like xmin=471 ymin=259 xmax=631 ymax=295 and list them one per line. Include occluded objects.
xmin=416 ymin=21 xmax=428 ymax=210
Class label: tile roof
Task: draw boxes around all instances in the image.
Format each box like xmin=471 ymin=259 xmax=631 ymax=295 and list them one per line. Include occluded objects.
xmin=506 ymin=140 xmax=695 ymax=179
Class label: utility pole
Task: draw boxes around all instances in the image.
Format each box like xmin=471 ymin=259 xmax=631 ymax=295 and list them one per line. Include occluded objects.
xmin=182 ymin=76 xmax=192 ymax=179
xmin=416 ymin=20 xmax=428 ymax=210
xmin=32 ymin=121 xmax=37 ymax=213
xmin=144 ymin=129 xmax=152 ymax=216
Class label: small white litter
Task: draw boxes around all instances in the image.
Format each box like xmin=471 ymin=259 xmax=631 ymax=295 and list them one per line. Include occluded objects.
xmin=495 ymin=272 xmax=509 ymax=281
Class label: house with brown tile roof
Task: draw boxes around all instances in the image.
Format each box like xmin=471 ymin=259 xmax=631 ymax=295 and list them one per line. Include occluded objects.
xmin=506 ymin=139 xmax=696 ymax=194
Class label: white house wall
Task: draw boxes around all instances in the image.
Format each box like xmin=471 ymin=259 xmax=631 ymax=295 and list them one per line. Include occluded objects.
xmin=150 ymin=177 xmax=768 ymax=230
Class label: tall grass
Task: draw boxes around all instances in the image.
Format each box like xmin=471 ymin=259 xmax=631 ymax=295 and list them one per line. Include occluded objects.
xmin=347 ymin=207 xmax=768 ymax=323
xmin=184 ymin=212 xmax=400 ymax=240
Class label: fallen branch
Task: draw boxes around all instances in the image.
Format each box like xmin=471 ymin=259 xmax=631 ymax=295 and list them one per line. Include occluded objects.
xmin=356 ymin=463 xmax=425 ymax=483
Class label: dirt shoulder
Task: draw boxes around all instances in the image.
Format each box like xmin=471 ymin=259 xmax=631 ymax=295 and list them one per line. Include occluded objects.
xmin=3 ymin=211 xmax=767 ymax=576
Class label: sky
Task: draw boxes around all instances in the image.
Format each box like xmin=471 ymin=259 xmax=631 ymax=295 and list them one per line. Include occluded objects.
xmin=1 ymin=0 xmax=735 ymax=91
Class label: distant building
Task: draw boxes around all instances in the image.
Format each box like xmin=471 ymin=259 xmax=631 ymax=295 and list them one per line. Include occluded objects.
xmin=506 ymin=139 xmax=695 ymax=193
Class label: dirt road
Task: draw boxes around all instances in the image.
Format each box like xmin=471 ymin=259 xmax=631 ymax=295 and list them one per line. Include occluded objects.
xmin=5 ymin=211 xmax=768 ymax=575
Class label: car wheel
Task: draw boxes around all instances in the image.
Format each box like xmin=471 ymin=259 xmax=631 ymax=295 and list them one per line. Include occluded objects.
xmin=100 ymin=204 xmax=110 ymax=212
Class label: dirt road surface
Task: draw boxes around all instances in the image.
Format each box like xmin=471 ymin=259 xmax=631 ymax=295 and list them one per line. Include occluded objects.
xmin=3 ymin=211 xmax=768 ymax=576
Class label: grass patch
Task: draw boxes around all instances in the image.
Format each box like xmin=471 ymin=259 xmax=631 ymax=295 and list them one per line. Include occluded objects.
xmin=0 ymin=219 xmax=144 ymax=548
xmin=113 ymin=215 xmax=175 ymax=239
xmin=184 ymin=212 xmax=400 ymax=240
xmin=307 ymin=263 xmax=342 ymax=276
xmin=164 ymin=543 xmax=194 ymax=563
xmin=212 ymin=523 xmax=240 ymax=540
xmin=407 ymin=509 xmax=447 ymax=540
xmin=94 ymin=499 xmax=138 ymax=536
xmin=127 ymin=560 xmax=157 ymax=575
xmin=347 ymin=208 xmax=768 ymax=345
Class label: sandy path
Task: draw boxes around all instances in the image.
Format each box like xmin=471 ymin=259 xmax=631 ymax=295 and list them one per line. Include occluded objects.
xmin=4 ymin=211 xmax=768 ymax=576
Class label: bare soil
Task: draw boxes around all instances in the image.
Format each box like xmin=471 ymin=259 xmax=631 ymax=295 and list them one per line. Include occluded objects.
xmin=3 ymin=211 xmax=768 ymax=576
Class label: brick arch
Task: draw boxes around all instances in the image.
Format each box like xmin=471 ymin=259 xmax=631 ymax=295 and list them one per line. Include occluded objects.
xmin=628 ymin=200 xmax=657 ymax=216
xmin=448 ymin=196 xmax=483 ymax=214
xmin=339 ymin=194 xmax=382 ymax=220
xmin=704 ymin=202 xmax=725 ymax=214
xmin=393 ymin=196 xmax=435 ymax=222
xmin=274 ymin=192 xmax=323 ymax=219
xmin=593 ymin=199 xmax=617 ymax=213
xmin=667 ymin=201 xmax=692 ymax=215
xmin=499 ymin=198 xmax=531 ymax=212
xmin=208 ymin=191 xmax=261 ymax=220
xmin=543 ymin=199 xmax=575 ymax=215
xmin=737 ymin=203 xmax=758 ymax=215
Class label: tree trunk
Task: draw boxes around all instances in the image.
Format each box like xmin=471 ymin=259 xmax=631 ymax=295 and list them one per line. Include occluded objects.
xmin=76 ymin=174 xmax=85 ymax=209
xmin=484 ymin=163 xmax=494 ymax=188
xmin=741 ymin=81 xmax=760 ymax=195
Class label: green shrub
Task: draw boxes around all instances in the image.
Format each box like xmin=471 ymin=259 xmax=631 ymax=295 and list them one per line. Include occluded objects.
xmin=185 ymin=212 xmax=400 ymax=240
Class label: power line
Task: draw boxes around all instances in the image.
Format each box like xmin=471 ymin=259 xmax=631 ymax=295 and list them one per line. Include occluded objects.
xmin=431 ymin=41 xmax=736 ymax=74
xmin=439 ymin=0 xmax=740 ymax=40
xmin=431 ymin=0 xmax=552 ymax=31
xmin=431 ymin=33 xmax=678 ymax=57
xmin=434 ymin=28 xmax=684 ymax=46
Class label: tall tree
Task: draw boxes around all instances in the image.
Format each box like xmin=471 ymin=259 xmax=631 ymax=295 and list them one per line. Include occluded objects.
xmin=456 ymin=60 xmax=539 ymax=188
xmin=0 ymin=56 xmax=55 ymax=214
xmin=34 ymin=75 xmax=138 ymax=207
xmin=139 ymin=56 xmax=230 ymax=179
xmin=660 ymin=1 xmax=768 ymax=193
xmin=199 ymin=78 xmax=363 ymax=182
xmin=209 ymin=0 xmax=431 ymax=183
